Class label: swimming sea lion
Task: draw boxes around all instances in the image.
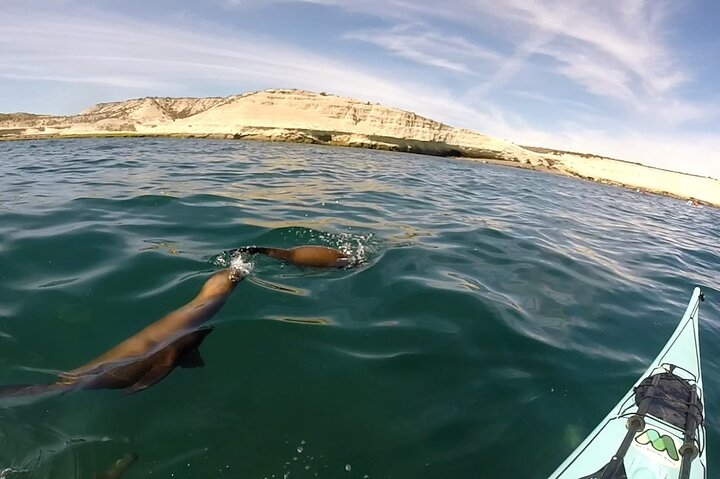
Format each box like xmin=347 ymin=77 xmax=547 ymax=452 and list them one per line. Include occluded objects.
xmin=0 ymin=268 xmax=247 ymax=400
xmin=93 ymin=452 xmax=139 ymax=479
xmin=231 ymin=245 xmax=353 ymax=268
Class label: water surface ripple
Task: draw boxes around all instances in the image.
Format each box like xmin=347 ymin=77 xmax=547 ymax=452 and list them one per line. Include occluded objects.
xmin=0 ymin=138 xmax=718 ymax=478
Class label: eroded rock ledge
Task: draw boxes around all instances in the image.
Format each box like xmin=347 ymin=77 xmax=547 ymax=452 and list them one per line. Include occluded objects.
xmin=0 ymin=89 xmax=546 ymax=166
xmin=2 ymin=89 xmax=718 ymax=207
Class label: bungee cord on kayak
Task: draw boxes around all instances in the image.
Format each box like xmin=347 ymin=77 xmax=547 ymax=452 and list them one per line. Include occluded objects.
xmin=549 ymin=289 xmax=707 ymax=479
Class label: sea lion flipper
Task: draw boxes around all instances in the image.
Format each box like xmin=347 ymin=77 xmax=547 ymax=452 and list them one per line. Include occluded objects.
xmin=0 ymin=382 xmax=70 ymax=397
xmin=93 ymin=452 xmax=138 ymax=479
xmin=0 ymin=383 xmax=71 ymax=403
xmin=123 ymin=365 xmax=173 ymax=396
xmin=177 ymin=348 xmax=205 ymax=369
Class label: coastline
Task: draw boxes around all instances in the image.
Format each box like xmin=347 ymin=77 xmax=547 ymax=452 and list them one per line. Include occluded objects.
xmin=2 ymin=89 xmax=718 ymax=209
xmin=2 ymin=131 xmax=714 ymax=208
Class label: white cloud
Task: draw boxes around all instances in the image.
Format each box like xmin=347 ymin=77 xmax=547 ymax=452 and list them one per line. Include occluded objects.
xmin=551 ymin=50 xmax=637 ymax=104
xmin=0 ymin=5 xmax=504 ymax=130
xmin=1 ymin=1 xmax=718 ymax=178
xmin=345 ymin=25 xmax=502 ymax=75
xmin=281 ymin=0 xmax=714 ymax=125
xmin=471 ymin=0 xmax=681 ymax=91
xmin=650 ymin=98 xmax=717 ymax=125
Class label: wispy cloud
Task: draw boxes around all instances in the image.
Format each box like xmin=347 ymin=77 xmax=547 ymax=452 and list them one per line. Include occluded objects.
xmin=548 ymin=47 xmax=638 ymax=104
xmin=444 ymin=0 xmax=685 ymax=94
xmin=508 ymin=90 xmax=599 ymax=113
xmin=286 ymin=0 xmax=714 ymax=125
xmin=1 ymin=1 xmax=718 ymax=177
xmin=345 ymin=25 xmax=502 ymax=75
xmin=0 ymin=4 xmax=504 ymax=130
xmin=0 ymin=10 xmax=343 ymax=92
xmin=501 ymin=0 xmax=698 ymax=111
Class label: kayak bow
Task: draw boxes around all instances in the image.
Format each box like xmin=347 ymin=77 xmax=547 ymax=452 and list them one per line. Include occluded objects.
xmin=549 ymin=287 xmax=707 ymax=479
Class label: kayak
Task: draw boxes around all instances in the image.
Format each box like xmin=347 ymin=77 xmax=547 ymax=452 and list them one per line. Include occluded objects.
xmin=549 ymin=287 xmax=707 ymax=479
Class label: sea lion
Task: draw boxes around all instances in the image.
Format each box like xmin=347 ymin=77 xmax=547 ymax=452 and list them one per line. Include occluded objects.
xmin=0 ymin=268 xmax=247 ymax=400
xmin=231 ymin=245 xmax=353 ymax=268
xmin=93 ymin=452 xmax=139 ymax=479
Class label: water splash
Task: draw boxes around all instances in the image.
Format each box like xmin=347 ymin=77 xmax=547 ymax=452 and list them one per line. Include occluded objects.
xmin=230 ymin=253 xmax=254 ymax=277
xmin=308 ymin=229 xmax=374 ymax=267
xmin=211 ymin=250 xmax=255 ymax=274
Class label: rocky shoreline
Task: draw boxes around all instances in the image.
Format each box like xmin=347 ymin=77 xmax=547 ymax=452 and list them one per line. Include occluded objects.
xmin=2 ymin=89 xmax=718 ymax=207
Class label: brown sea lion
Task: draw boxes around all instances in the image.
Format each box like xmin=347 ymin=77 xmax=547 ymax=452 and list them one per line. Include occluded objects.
xmin=93 ymin=452 xmax=139 ymax=479
xmin=0 ymin=268 xmax=247 ymax=401
xmin=231 ymin=245 xmax=353 ymax=268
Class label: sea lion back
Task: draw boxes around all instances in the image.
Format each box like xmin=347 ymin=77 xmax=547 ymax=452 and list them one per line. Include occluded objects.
xmin=288 ymin=246 xmax=350 ymax=268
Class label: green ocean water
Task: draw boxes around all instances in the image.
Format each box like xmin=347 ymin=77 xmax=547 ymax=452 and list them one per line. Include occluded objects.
xmin=0 ymin=138 xmax=718 ymax=478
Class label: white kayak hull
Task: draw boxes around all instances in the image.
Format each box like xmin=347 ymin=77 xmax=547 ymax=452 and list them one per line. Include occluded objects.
xmin=549 ymin=287 xmax=706 ymax=479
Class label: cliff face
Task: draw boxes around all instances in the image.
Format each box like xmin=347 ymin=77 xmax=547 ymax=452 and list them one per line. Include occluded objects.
xmin=2 ymin=89 xmax=718 ymax=207
xmin=0 ymin=89 xmax=545 ymax=165
xmin=78 ymin=97 xmax=227 ymax=121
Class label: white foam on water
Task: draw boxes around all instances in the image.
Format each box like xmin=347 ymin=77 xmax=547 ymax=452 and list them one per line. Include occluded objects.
xmin=230 ymin=252 xmax=254 ymax=277
xmin=319 ymin=230 xmax=374 ymax=267
xmin=212 ymin=254 xmax=230 ymax=267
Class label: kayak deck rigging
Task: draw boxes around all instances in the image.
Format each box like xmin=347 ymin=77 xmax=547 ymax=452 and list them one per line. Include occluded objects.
xmin=580 ymin=364 xmax=705 ymax=479
xmin=549 ymin=288 xmax=707 ymax=479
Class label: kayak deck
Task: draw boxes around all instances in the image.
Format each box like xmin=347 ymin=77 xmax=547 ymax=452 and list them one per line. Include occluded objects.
xmin=549 ymin=287 xmax=706 ymax=479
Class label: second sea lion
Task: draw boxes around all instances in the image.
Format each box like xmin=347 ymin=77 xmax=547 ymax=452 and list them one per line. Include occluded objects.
xmin=0 ymin=267 xmax=247 ymax=401
xmin=232 ymin=245 xmax=353 ymax=268
xmin=93 ymin=452 xmax=139 ymax=479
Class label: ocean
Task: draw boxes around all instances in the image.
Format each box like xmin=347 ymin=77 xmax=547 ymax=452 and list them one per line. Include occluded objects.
xmin=0 ymin=138 xmax=718 ymax=478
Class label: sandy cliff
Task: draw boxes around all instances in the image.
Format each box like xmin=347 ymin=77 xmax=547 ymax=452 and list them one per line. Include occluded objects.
xmin=546 ymin=151 xmax=720 ymax=207
xmin=1 ymin=89 xmax=718 ymax=207
xmin=0 ymin=89 xmax=544 ymax=165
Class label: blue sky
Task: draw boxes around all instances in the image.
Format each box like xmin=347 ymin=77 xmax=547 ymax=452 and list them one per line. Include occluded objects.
xmin=1 ymin=0 xmax=719 ymax=177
